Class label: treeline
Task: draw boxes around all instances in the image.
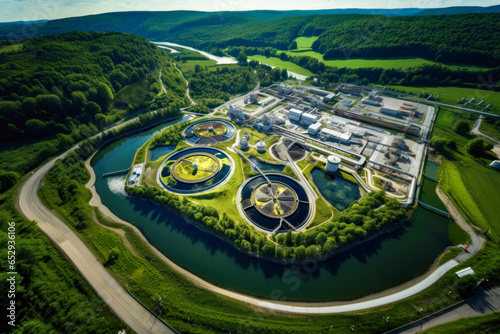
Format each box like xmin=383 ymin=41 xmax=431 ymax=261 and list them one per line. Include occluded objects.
xmin=184 ymin=63 xmax=286 ymax=106
xmin=0 ymin=31 xmax=181 ymax=142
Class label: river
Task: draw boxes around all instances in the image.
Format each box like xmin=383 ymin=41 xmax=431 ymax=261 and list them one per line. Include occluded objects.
xmin=91 ymin=121 xmax=452 ymax=302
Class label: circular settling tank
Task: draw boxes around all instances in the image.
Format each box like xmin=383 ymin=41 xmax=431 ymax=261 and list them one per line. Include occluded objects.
xmin=158 ymin=147 xmax=233 ymax=194
xmin=183 ymin=120 xmax=236 ymax=145
xmin=239 ymin=174 xmax=311 ymax=232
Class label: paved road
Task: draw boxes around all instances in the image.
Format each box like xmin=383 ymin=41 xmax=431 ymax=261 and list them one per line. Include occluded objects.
xmin=17 ymin=134 xmax=176 ymax=333
xmin=386 ymin=287 xmax=500 ymax=334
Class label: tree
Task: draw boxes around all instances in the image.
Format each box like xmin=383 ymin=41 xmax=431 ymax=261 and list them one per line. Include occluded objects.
xmin=56 ymin=133 xmax=74 ymax=149
xmin=289 ymin=41 xmax=298 ymax=50
xmin=465 ymin=138 xmax=487 ymax=156
xmin=453 ymin=120 xmax=470 ymax=135
xmin=430 ymin=136 xmax=448 ymax=151
xmin=447 ymin=140 xmax=457 ymax=150
xmin=279 ymin=52 xmax=288 ymax=61
xmin=237 ymin=51 xmax=247 ymax=63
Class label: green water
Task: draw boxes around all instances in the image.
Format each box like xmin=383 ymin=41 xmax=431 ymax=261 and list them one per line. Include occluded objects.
xmin=310 ymin=168 xmax=361 ymax=211
xmin=92 ymin=121 xmax=452 ymax=302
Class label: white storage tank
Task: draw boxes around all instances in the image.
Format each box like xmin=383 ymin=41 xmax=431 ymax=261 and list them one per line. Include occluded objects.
xmin=256 ymin=140 xmax=266 ymax=153
xmin=240 ymin=137 xmax=249 ymax=150
xmin=326 ymin=155 xmax=341 ymax=173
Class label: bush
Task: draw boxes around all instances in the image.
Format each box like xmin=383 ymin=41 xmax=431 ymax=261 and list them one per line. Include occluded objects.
xmin=430 ymin=136 xmax=448 ymax=151
xmin=465 ymin=138 xmax=488 ymax=156
xmin=453 ymin=120 xmax=470 ymax=136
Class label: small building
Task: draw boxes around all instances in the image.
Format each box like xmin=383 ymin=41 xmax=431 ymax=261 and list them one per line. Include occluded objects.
xmin=256 ymin=140 xmax=266 ymax=153
xmin=339 ymin=98 xmax=353 ymax=108
xmin=237 ymin=107 xmax=244 ymax=121
xmin=242 ymin=131 xmax=250 ymax=141
xmin=279 ymin=84 xmax=293 ymax=95
xmin=308 ymin=123 xmax=322 ymax=136
xmin=456 ymin=267 xmax=475 ymax=278
xmin=302 ymin=113 xmax=319 ymax=127
xmin=288 ymin=108 xmax=303 ymax=122
xmin=490 ymin=160 xmax=500 ymax=169
xmin=380 ymin=107 xmax=400 ymax=117
xmin=260 ymin=97 xmax=275 ymax=107
xmin=323 ymin=93 xmax=336 ymax=103
xmin=311 ymin=98 xmax=319 ymax=108
xmin=362 ymin=93 xmax=382 ymax=106
xmin=326 ymin=155 xmax=341 ymax=173
xmin=321 ymin=128 xmax=351 ymax=143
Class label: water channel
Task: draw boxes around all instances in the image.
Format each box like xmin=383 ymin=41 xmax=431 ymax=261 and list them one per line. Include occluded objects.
xmin=92 ymin=120 xmax=453 ymax=302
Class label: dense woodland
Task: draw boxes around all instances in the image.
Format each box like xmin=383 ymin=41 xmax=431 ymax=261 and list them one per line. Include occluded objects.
xmin=2 ymin=11 xmax=500 ymax=68
xmin=0 ymin=31 xmax=186 ymax=142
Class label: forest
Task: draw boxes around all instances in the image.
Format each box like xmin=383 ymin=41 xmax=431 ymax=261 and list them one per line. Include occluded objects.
xmin=1 ymin=11 xmax=499 ymax=68
xmin=0 ymin=31 xmax=185 ymax=142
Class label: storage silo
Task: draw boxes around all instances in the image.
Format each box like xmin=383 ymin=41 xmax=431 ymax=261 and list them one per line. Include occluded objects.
xmin=326 ymin=155 xmax=341 ymax=173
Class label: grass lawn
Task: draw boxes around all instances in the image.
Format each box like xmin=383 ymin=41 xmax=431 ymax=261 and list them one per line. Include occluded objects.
xmin=286 ymin=50 xmax=488 ymax=72
xmin=385 ymin=85 xmax=500 ymax=115
xmin=0 ymin=43 xmax=23 ymax=53
xmin=115 ymin=79 xmax=155 ymax=108
xmin=479 ymin=119 xmax=500 ymax=139
xmin=248 ymin=55 xmax=313 ymax=76
xmin=290 ymin=36 xmax=318 ymax=50
xmin=177 ymin=59 xmax=217 ymax=72
xmin=240 ymin=127 xmax=270 ymax=145
xmin=432 ymin=107 xmax=500 ymax=240
xmin=421 ymin=312 xmax=500 ymax=333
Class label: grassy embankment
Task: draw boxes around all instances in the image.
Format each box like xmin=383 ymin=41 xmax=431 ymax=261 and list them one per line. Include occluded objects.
xmin=170 ymin=46 xmax=218 ymax=72
xmin=0 ymin=43 xmax=23 ymax=53
xmin=421 ymin=312 xmax=500 ymax=333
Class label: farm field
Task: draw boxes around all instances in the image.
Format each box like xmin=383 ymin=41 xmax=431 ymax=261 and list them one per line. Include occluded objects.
xmin=386 ymin=85 xmax=500 ymax=115
xmin=248 ymin=55 xmax=313 ymax=76
xmin=290 ymin=36 xmax=318 ymax=50
xmin=286 ymin=50 xmax=488 ymax=71
xmin=177 ymin=59 xmax=217 ymax=72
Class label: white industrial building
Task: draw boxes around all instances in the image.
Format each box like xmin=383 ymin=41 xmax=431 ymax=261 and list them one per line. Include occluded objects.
xmin=326 ymin=155 xmax=341 ymax=173
xmin=250 ymin=92 xmax=259 ymax=103
xmin=288 ymin=108 xmax=303 ymax=122
xmin=338 ymin=98 xmax=353 ymax=108
xmin=240 ymin=137 xmax=249 ymax=150
xmin=308 ymin=123 xmax=322 ymax=136
xmin=279 ymin=84 xmax=293 ymax=95
xmin=260 ymin=97 xmax=275 ymax=107
xmin=302 ymin=113 xmax=319 ymax=127
xmin=321 ymin=128 xmax=351 ymax=143
xmin=323 ymin=93 xmax=336 ymax=103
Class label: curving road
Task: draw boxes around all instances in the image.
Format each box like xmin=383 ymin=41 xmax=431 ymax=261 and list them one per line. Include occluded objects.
xmin=17 ymin=142 xmax=176 ymax=333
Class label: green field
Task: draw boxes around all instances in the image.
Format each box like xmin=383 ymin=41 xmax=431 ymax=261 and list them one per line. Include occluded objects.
xmin=479 ymin=120 xmax=500 ymax=139
xmin=286 ymin=49 xmax=487 ymax=72
xmin=177 ymin=59 xmax=217 ymax=72
xmin=421 ymin=312 xmax=500 ymax=333
xmin=0 ymin=43 xmax=23 ymax=53
xmin=248 ymin=55 xmax=313 ymax=76
xmin=386 ymin=85 xmax=500 ymax=115
xmin=290 ymin=36 xmax=318 ymax=50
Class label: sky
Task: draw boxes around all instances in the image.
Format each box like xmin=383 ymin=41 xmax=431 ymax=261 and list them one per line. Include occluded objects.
xmin=0 ymin=0 xmax=498 ymax=23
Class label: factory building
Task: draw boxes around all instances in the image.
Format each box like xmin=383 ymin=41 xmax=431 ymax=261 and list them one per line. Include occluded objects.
xmin=323 ymin=93 xmax=337 ymax=103
xmin=308 ymin=123 xmax=322 ymax=136
xmin=302 ymin=113 xmax=319 ymax=127
xmin=288 ymin=108 xmax=303 ymax=122
xmin=256 ymin=140 xmax=266 ymax=153
xmin=338 ymin=98 xmax=353 ymax=108
xmin=321 ymin=128 xmax=351 ymax=143
xmin=363 ymin=92 xmax=383 ymax=106
xmin=380 ymin=107 xmax=400 ymax=117
xmin=311 ymin=98 xmax=319 ymax=108
xmin=326 ymin=155 xmax=341 ymax=173
xmin=279 ymin=84 xmax=293 ymax=95
xmin=260 ymin=97 xmax=275 ymax=107
xmin=253 ymin=114 xmax=273 ymax=132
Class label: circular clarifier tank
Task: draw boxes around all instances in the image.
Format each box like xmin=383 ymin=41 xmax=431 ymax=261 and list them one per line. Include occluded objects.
xmin=239 ymin=174 xmax=311 ymax=232
xmin=158 ymin=147 xmax=233 ymax=194
xmin=183 ymin=119 xmax=236 ymax=145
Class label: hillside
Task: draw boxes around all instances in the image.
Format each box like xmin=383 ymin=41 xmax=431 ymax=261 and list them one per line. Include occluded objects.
xmin=0 ymin=31 xmax=185 ymax=142
xmin=1 ymin=11 xmax=500 ymax=68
